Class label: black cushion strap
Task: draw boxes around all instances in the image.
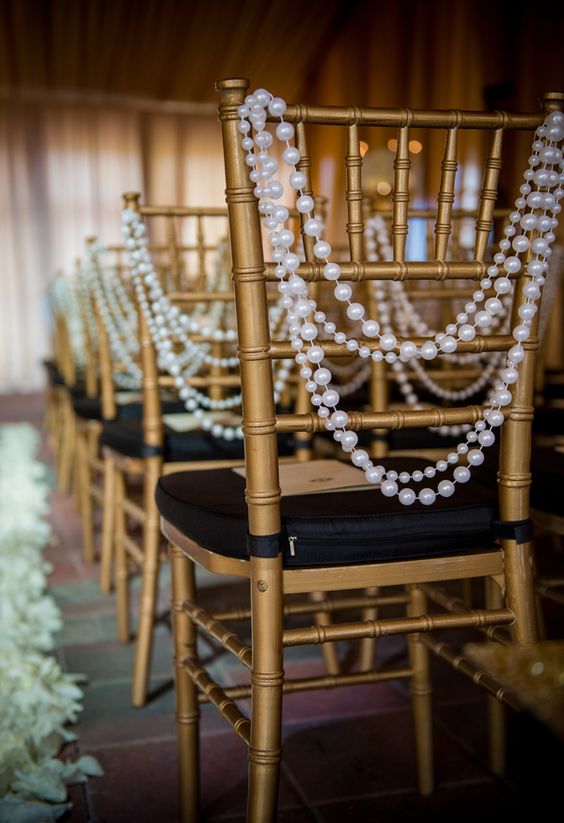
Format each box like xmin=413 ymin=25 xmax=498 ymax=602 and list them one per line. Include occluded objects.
xmin=247 ymin=533 xmax=281 ymax=558
xmin=492 ymin=518 xmax=534 ymax=544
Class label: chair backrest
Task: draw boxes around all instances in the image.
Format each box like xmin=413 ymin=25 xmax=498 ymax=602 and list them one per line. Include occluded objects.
xmin=216 ymin=78 xmax=564 ymax=539
xmin=120 ymin=194 xmax=241 ymax=450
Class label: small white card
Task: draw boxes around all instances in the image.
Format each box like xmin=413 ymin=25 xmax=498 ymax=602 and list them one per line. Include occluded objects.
xmin=233 ymin=459 xmax=372 ymax=496
xmin=115 ymin=391 xmax=142 ymax=404
xmin=163 ymin=411 xmax=240 ymax=432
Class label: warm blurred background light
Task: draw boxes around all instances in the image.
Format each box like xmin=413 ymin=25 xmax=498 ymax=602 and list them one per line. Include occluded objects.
xmin=1 ymin=0 xmax=563 ymax=391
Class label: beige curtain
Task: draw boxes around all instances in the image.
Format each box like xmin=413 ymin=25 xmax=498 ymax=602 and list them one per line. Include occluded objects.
xmin=0 ymin=101 xmax=225 ymax=392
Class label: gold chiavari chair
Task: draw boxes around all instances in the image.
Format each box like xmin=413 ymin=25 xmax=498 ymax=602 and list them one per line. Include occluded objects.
xmin=73 ymin=237 xmax=194 ymax=571
xmin=154 ymin=79 xmax=564 ymax=821
xmin=48 ymin=263 xmax=94 ymax=495
xmin=101 ymin=194 xmax=253 ymax=708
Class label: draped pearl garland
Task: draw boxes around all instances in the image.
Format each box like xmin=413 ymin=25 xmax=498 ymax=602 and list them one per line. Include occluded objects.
xmin=50 ymin=274 xmax=86 ymax=368
xmin=83 ymin=242 xmax=142 ymax=390
xmin=238 ymin=88 xmax=564 ymax=505
xmin=120 ymin=210 xmax=293 ymax=441
xmin=365 ymin=215 xmax=510 ymax=437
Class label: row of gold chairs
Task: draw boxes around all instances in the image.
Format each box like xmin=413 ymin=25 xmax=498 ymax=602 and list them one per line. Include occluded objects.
xmin=44 ymin=81 xmax=564 ymax=822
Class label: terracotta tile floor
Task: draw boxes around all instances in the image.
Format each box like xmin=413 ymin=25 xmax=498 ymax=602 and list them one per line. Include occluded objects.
xmin=2 ymin=392 xmax=563 ymax=821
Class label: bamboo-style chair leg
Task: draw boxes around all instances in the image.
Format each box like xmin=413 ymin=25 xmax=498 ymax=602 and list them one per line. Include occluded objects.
xmin=486 ymin=576 xmax=506 ymax=775
xmin=76 ymin=427 xmax=95 ymax=563
xmin=358 ymin=585 xmax=379 ymax=672
xmin=115 ymin=467 xmax=131 ymax=643
xmin=247 ymin=555 xmax=284 ymax=823
xmin=408 ymin=585 xmax=434 ymax=795
xmin=58 ymin=394 xmax=75 ymax=494
xmin=99 ymin=453 xmax=116 ymax=593
xmin=171 ymin=545 xmax=200 ymax=823
xmin=132 ymin=457 xmax=163 ymax=707
xmin=504 ymin=538 xmax=539 ymax=646
xmin=460 ymin=579 xmax=473 ymax=608
xmin=535 ymin=587 xmax=547 ymax=640
xmin=310 ymin=591 xmax=340 ymax=675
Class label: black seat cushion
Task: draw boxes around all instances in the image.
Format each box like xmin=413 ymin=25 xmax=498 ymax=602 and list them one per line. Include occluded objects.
xmin=155 ymin=457 xmax=499 ymax=569
xmin=531 ymin=447 xmax=564 ymax=516
xmin=72 ymin=394 xmax=185 ymax=422
xmin=42 ymin=359 xmax=65 ymax=386
xmin=100 ymin=417 xmax=246 ymax=462
xmin=533 ymin=406 xmax=564 ymax=436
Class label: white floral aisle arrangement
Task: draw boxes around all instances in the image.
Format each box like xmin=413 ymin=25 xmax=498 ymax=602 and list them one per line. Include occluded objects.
xmin=0 ymin=424 xmax=102 ymax=823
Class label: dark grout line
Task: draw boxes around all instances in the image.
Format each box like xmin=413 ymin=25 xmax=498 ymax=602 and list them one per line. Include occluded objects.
xmin=280 ymin=760 xmax=327 ymax=823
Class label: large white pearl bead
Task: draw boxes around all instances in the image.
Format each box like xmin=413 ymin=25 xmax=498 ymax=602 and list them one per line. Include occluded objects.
xmin=365 ymin=465 xmax=384 ymax=484
xmin=341 ymin=431 xmax=359 ymax=451
xmin=347 ymin=302 xmax=365 ymax=321
xmin=440 ymin=336 xmax=457 ymax=353
xmin=279 ymin=229 xmax=294 ymax=247
xmin=500 ymin=367 xmax=518 ymax=384
xmin=304 ymin=218 xmax=323 ymax=237
xmin=438 ymin=480 xmax=455 ymax=497
xmin=419 ymin=488 xmax=436 ymax=506
xmin=275 ymin=122 xmax=294 ymax=141
xmin=380 ymin=333 xmax=397 ymax=351
xmin=323 ymin=263 xmax=341 ymax=281
xmin=306 ymin=345 xmax=325 ymax=363
xmin=381 ymin=480 xmax=398 ymax=497
xmin=518 ymin=304 xmax=537 ymax=321
xmin=322 ymin=389 xmax=339 ymax=406
xmin=485 ymin=410 xmax=504 ymax=427
xmin=282 ymin=146 xmax=300 ymax=165
xmin=314 ymin=240 xmax=331 ymax=258
xmin=351 ymin=449 xmax=370 ymax=467
xmin=467 ymin=449 xmax=485 ymax=466
xmin=362 ymin=319 xmax=380 ymax=337
xmin=520 ymin=213 xmax=537 ymax=232
xmin=335 ymin=283 xmax=352 ymax=302
xmin=331 ymin=410 xmax=349 ymax=428
xmin=420 ymin=341 xmax=438 ymax=360
xmin=485 ymin=297 xmax=502 ymax=315
xmin=399 ymin=488 xmax=416 ymax=505
xmin=453 ymin=466 xmax=471 ymax=483
xmin=478 ymin=430 xmax=495 ymax=447
xmin=399 ymin=341 xmax=417 ymax=359
xmin=289 ymin=171 xmax=307 ymax=190
xmin=300 ymin=323 xmax=318 ymax=341
xmin=494 ymin=388 xmax=512 ymax=406
xmin=475 ymin=311 xmax=493 ymax=328
xmin=314 ymin=368 xmax=331 ymax=385
xmin=503 ymin=256 xmax=521 ymax=274
xmin=494 ymin=277 xmax=512 ymax=295
xmin=296 ymin=195 xmax=314 ymax=213
xmin=512 ymin=325 xmax=530 ymax=342
xmin=268 ymin=97 xmax=286 ymax=117
xmin=523 ymin=282 xmax=540 ymax=300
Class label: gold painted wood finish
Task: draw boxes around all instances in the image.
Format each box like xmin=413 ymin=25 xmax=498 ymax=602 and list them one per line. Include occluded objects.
xmin=161 ymin=80 xmax=561 ymax=822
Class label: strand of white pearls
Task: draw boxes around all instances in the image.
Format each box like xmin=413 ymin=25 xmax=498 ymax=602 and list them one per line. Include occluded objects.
xmin=121 ymin=209 xmax=245 ymax=439
xmin=366 ymin=215 xmax=511 ymax=364
xmin=239 ymin=87 xmax=563 ymax=504
xmin=121 ymin=209 xmax=293 ymax=441
xmin=50 ymin=274 xmax=87 ymax=368
xmin=84 ymin=243 xmax=142 ymax=389
xmin=365 ymin=215 xmax=506 ymax=433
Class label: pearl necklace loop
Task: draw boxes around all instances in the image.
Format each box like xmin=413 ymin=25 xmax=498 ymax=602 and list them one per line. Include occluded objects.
xmin=121 ymin=208 xmax=295 ymax=441
xmin=365 ymin=216 xmax=510 ymax=437
xmin=84 ymin=242 xmax=142 ymax=390
xmin=51 ymin=274 xmax=87 ymax=368
xmin=239 ymin=88 xmax=563 ymax=505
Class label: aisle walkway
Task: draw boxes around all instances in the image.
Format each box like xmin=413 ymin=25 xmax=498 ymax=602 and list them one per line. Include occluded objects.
xmin=2 ymin=394 xmax=563 ymax=822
